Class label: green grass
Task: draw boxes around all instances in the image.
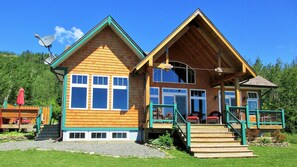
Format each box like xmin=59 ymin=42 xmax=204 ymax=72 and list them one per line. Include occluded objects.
xmin=0 ymin=144 xmax=297 ymax=167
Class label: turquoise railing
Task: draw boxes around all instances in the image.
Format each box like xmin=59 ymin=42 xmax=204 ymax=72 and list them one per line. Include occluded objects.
xmin=148 ymin=101 xmax=191 ymax=150
xmin=175 ymin=108 xmax=191 ymax=150
xmin=226 ymin=105 xmax=247 ymax=145
xmin=250 ymin=109 xmax=285 ymax=129
xmin=49 ymin=104 xmax=53 ymax=125
xmin=36 ymin=107 xmax=43 ymax=134
xmin=227 ymin=105 xmax=285 ymax=129
xmin=149 ymin=102 xmax=175 ymax=128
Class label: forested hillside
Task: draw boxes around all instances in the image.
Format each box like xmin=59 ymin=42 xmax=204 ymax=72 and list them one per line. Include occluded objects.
xmin=252 ymin=57 xmax=297 ymax=133
xmin=0 ymin=51 xmax=62 ymax=118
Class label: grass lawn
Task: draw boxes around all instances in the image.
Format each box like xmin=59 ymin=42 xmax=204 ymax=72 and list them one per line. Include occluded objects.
xmin=0 ymin=144 xmax=297 ymax=167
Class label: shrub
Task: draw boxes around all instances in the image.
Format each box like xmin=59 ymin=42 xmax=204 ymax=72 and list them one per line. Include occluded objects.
xmin=260 ymin=138 xmax=272 ymax=144
xmin=247 ymin=129 xmax=260 ymax=141
xmin=149 ymin=131 xmax=173 ymax=148
xmin=272 ymin=130 xmax=286 ymax=143
xmin=285 ymin=133 xmax=297 ymax=144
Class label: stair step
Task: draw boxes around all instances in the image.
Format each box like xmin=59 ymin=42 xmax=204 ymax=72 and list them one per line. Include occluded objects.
xmin=191 ymin=146 xmax=250 ymax=152
xmin=191 ymin=125 xmax=226 ymax=129
xmin=191 ymin=133 xmax=233 ymax=137
xmin=194 ymin=152 xmax=256 ymax=158
xmin=191 ymin=141 xmax=241 ymax=146
xmin=191 ymin=129 xmax=229 ymax=133
xmin=191 ymin=137 xmax=235 ymax=142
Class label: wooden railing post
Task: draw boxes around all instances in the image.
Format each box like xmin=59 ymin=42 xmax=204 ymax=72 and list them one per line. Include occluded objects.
xmin=225 ymin=105 xmax=230 ymax=128
xmin=256 ymin=108 xmax=260 ymax=128
xmin=0 ymin=109 xmax=2 ymax=128
xmin=3 ymin=100 xmax=8 ymax=109
xmin=49 ymin=104 xmax=53 ymax=125
xmin=173 ymin=102 xmax=177 ymax=126
xmin=149 ymin=101 xmax=153 ymax=128
xmin=241 ymin=122 xmax=247 ymax=145
xmin=186 ymin=122 xmax=191 ymax=150
xmin=281 ymin=109 xmax=285 ymax=129
xmin=246 ymin=105 xmax=250 ymax=129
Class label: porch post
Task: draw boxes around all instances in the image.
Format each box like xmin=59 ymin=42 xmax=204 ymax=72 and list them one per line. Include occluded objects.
xmin=220 ymin=82 xmax=225 ymax=123
xmin=234 ymin=77 xmax=241 ymax=107
xmin=145 ymin=58 xmax=153 ymax=106
xmin=145 ymin=59 xmax=153 ymax=127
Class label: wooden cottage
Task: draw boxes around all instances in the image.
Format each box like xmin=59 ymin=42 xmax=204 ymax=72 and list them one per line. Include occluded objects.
xmin=49 ymin=9 xmax=285 ymax=158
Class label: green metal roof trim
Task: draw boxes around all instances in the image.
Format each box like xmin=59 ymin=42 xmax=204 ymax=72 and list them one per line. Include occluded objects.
xmin=51 ymin=16 xmax=146 ymax=68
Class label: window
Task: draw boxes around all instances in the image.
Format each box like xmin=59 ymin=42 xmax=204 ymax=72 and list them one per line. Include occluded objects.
xmin=112 ymin=132 xmax=128 ymax=139
xmin=248 ymin=92 xmax=258 ymax=99
xmin=247 ymin=92 xmax=259 ymax=110
xmin=150 ymin=87 xmax=159 ymax=104
xmin=69 ymin=132 xmax=85 ymax=139
xmin=70 ymin=74 xmax=88 ymax=109
xmin=112 ymin=77 xmax=128 ymax=110
xmin=153 ymin=61 xmax=195 ymax=84
xmin=92 ymin=76 xmax=108 ymax=110
xmin=91 ymin=132 xmax=107 ymax=139
xmin=190 ymin=90 xmax=207 ymax=120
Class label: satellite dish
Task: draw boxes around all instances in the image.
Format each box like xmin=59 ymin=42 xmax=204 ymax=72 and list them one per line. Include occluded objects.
xmin=38 ymin=35 xmax=55 ymax=47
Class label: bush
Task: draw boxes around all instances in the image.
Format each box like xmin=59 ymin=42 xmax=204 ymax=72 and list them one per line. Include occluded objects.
xmin=260 ymin=138 xmax=272 ymax=144
xmin=247 ymin=129 xmax=260 ymax=141
xmin=149 ymin=132 xmax=173 ymax=148
xmin=272 ymin=130 xmax=286 ymax=143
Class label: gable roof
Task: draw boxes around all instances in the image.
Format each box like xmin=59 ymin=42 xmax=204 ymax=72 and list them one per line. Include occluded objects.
xmin=133 ymin=9 xmax=256 ymax=77
xmin=50 ymin=16 xmax=146 ymax=69
xmin=241 ymin=75 xmax=277 ymax=88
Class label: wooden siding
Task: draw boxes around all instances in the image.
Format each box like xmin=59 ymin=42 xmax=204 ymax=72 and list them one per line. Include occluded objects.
xmin=60 ymin=26 xmax=144 ymax=128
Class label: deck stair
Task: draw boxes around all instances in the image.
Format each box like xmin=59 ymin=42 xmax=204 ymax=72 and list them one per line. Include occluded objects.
xmin=179 ymin=124 xmax=257 ymax=158
xmin=35 ymin=124 xmax=59 ymax=141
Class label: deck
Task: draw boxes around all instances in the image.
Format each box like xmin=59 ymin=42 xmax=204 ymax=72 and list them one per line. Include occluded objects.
xmin=0 ymin=108 xmax=38 ymax=129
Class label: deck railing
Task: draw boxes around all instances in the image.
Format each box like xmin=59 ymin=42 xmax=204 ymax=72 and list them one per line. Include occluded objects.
xmin=226 ymin=105 xmax=285 ymax=129
xmin=148 ymin=102 xmax=191 ymax=149
xmin=250 ymin=109 xmax=285 ymax=129
xmin=175 ymin=107 xmax=191 ymax=150
xmin=36 ymin=108 xmax=43 ymax=134
xmin=226 ymin=105 xmax=247 ymax=145
xmin=149 ymin=102 xmax=175 ymax=128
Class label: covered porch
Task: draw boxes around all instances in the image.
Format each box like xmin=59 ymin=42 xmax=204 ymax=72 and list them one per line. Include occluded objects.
xmin=133 ymin=9 xmax=285 ymax=141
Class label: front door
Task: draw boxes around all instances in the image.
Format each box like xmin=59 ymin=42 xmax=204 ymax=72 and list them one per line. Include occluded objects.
xmin=162 ymin=88 xmax=188 ymax=118
xmin=176 ymin=95 xmax=187 ymax=117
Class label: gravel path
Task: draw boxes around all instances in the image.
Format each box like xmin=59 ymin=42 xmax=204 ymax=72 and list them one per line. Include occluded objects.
xmin=0 ymin=140 xmax=166 ymax=158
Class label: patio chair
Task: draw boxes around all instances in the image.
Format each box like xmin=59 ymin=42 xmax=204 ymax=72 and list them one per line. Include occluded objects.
xmin=187 ymin=112 xmax=201 ymax=124
xmin=206 ymin=111 xmax=221 ymax=124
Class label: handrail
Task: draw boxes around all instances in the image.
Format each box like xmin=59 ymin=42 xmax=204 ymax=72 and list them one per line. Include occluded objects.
xmin=226 ymin=105 xmax=247 ymax=145
xmin=36 ymin=107 xmax=43 ymax=134
xmin=49 ymin=104 xmax=53 ymax=125
xmin=175 ymin=108 xmax=191 ymax=150
xmin=148 ymin=101 xmax=191 ymax=150
xmin=0 ymin=109 xmax=2 ymax=128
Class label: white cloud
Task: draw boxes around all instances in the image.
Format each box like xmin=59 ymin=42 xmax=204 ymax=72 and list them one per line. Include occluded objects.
xmin=54 ymin=26 xmax=84 ymax=44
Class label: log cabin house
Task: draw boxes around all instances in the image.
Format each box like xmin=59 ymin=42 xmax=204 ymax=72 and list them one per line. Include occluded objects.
xmin=49 ymin=9 xmax=285 ymax=158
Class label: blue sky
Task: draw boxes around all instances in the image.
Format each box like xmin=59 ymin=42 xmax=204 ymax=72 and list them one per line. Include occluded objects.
xmin=0 ymin=0 xmax=296 ymax=65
